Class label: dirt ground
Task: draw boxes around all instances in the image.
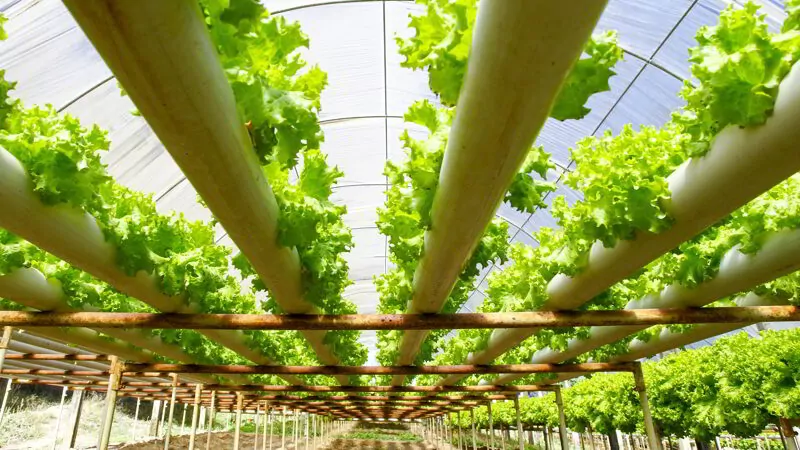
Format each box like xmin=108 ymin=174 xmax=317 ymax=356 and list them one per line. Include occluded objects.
xmin=116 ymin=431 xmax=449 ymax=450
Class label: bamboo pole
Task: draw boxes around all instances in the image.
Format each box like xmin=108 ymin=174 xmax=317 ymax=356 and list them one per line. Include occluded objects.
xmin=97 ymin=356 xmax=121 ymax=450
xmin=305 ymin=412 xmax=310 ymax=449
xmin=471 ymin=408 xmax=478 ymax=450
xmin=633 ymin=365 xmax=661 ymax=450
xmin=393 ymin=0 xmax=610 ymax=385
xmin=181 ymin=403 xmax=188 ymax=435
xmin=52 ymin=385 xmax=68 ymax=450
xmin=234 ymin=394 xmax=244 ymax=450
xmin=294 ymin=409 xmax=300 ymax=448
xmin=189 ymin=384 xmax=203 ymax=450
xmin=515 ymin=397 xmax=524 ymax=450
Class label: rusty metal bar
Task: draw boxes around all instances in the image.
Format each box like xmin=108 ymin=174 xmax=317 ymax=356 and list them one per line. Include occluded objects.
xmin=0 ymin=306 xmax=796 ymax=330
xmin=121 ymin=362 xmax=636 ymax=376
xmin=4 ymin=353 xmax=111 ymax=361
xmin=1 ymin=369 xmax=108 ymax=376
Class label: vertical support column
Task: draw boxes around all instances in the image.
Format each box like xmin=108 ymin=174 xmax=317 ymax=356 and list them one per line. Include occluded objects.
xmin=311 ymin=413 xmax=316 ymax=449
xmin=515 ymin=397 xmax=524 ymax=450
xmin=206 ymin=390 xmax=216 ymax=450
xmin=132 ymin=397 xmax=141 ymax=442
xmin=306 ymin=412 xmax=310 ymax=449
xmin=458 ymin=411 xmax=464 ymax=450
xmin=555 ymin=386 xmax=569 ymax=450
xmin=253 ymin=402 xmax=261 ymax=450
xmin=164 ymin=373 xmax=179 ymax=450
xmin=233 ymin=393 xmax=244 ymax=450
xmin=98 ymin=356 xmax=122 ymax=450
xmin=0 ymin=378 xmax=13 ymax=429
xmin=281 ymin=406 xmax=287 ymax=449
xmin=188 ymin=384 xmax=202 ymax=450
xmin=633 ymin=364 xmax=661 ymax=450
xmin=488 ymin=402 xmax=495 ymax=450
xmin=150 ymin=400 xmax=162 ymax=437
xmin=67 ymin=389 xmax=85 ymax=449
xmin=265 ymin=402 xmax=272 ymax=450
xmin=472 ymin=408 xmax=478 ymax=450
xmin=294 ymin=409 xmax=300 ymax=448
xmin=52 ymin=385 xmax=68 ymax=450
xmin=0 ymin=327 xmax=11 ymax=376
xmin=181 ymin=403 xmax=188 ymax=435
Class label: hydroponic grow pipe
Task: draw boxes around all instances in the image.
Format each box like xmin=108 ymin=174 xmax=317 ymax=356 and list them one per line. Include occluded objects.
xmin=0 ymin=148 xmax=302 ymax=385
xmin=61 ymin=0 xmax=347 ymax=383
xmin=440 ymin=63 xmax=800 ymax=386
xmin=395 ymin=0 xmax=610 ymax=383
xmin=0 ymin=305 xmax=797 ymax=329
xmin=492 ymin=228 xmax=800 ymax=384
xmin=119 ymin=361 xmax=636 ymax=376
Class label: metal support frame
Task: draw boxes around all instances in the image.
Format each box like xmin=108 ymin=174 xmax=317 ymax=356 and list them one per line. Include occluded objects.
xmin=98 ymin=356 xmax=122 ymax=450
xmin=0 ymin=378 xmax=12 ymax=428
xmin=189 ymin=383 xmax=203 ymax=450
xmin=633 ymin=364 xmax=661 ymax=450
xmin=52 ymin=385 xmax=68 ymax=450
xmin=164 ymin=373 xmax=179 ymax=450
xmin=67 ymin=389 xmax=85 ymax=449
xmin=555 ymin=386 xmax=569 ymax=450
xmin=206 ymin=390 xmax=216 ymax=450
xmin=515 ymin=396 xmax=524 ymax=450
xmin=234 ymin=393 xmax=244 ymax=450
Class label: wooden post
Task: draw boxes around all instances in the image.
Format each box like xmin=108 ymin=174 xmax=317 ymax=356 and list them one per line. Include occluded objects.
xmin=160 ymin=396 xmax=168 ymax=436
xmin=98 ymin=356 xmax=122 ymax=450
xmin=52 ymin=385 xmax=68 ymax=450
xmin=311 ymin=414 xmax=316 ymax=449
xmin=501 ymin=425 xmax=507 ymax=449
xmin=149 ymin=400 xmax=162 ymax=437
xmin=188 ymin=384 xmax=203 ymax=450
xmin=67 ymin=389 xmax=85 ymax=448
xmin=234 ymin=393 xmax=244 ymax=450
xmin=555 ymin=387 xmax=569 ymax=450
xmin=206 ymin=390 xmax=216 ymax=450
xmin=515 ymin=397 xmax=524 ymax=450
xmin=164 ymin=373 xmax=179 ymax=450
xmin=458 ymin=411 xmax=464 ymax=449
xmin=633 ymin=365 xmax=661 ymax=450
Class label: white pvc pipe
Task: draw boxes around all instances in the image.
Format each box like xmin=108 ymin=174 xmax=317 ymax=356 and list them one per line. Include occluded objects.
xmin=394 ymin=0 xmax=609 ymax=383
xmin=440 ymin=62 xmax=800 ymax=385
xmin=493 ymin=229 xmax=800 ymax=383
xmin=62 ymin=0 xmax=347 ymax=382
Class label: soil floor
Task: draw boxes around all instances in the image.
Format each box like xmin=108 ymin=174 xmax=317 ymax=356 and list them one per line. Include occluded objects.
xmin=115 ymin=431 xmax=453 ymax=449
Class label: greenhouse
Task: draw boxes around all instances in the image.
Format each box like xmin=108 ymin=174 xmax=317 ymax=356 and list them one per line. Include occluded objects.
xmin=0 ymin=0 xmax=798 ymax=449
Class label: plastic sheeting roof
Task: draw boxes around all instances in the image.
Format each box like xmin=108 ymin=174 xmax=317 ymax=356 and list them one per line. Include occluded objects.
xmin=0 ymin=0 xmax=791 ymax=364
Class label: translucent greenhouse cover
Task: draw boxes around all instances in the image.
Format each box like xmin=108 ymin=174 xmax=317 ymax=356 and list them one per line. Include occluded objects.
xmin=0 ymin=0 xmax=794 ymax=364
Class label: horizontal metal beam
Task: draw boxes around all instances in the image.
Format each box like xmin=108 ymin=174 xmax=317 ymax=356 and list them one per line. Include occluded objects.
xmin=16 ymin=379 xmax=555 ymax=393
xmin=120 ymin=362 xmax=636 ymax=376
xmin=4 ymin=353 xmax=111 ymax=361
xmin=0 ymin=306 xmax=795 ymax=330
